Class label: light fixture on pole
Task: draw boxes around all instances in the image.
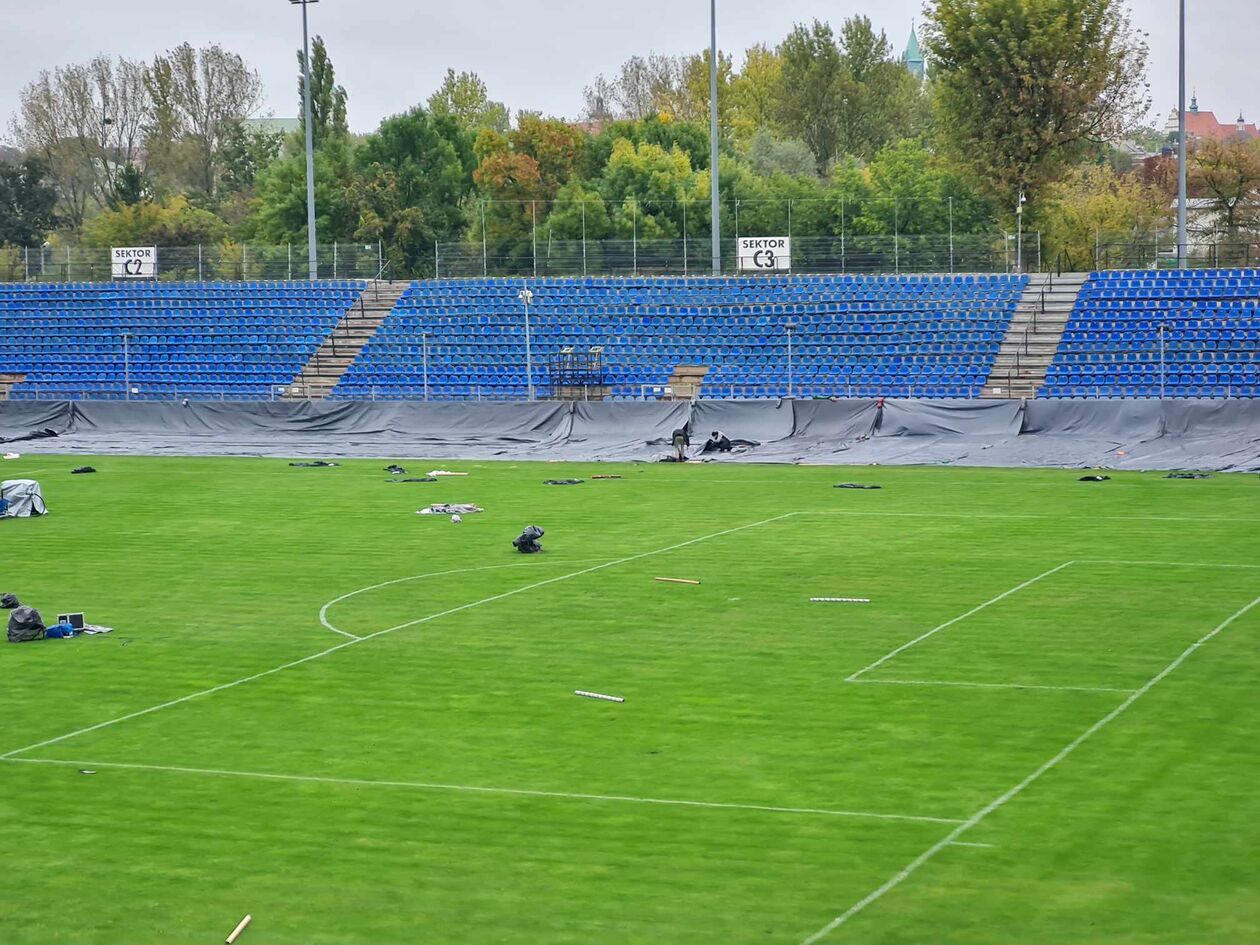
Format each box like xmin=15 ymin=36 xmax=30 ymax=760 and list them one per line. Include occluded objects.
xmin=290 ymin=0 xmax=320 ymax=281
xmin=709 ymin=0 xmax=721 ymax=275
xmin=422 ymin=332 xmax=430 ymax=402
xmin=785 ymin=323 xmax=796 ymax=399
xmin=1016 ymin=190 xmax=1027 ymax=274
xmin=122 ymin=332 xmax=131 ymax=401
xmin=1158 ymin=322 xmax=1167 ymax=400
xmin=518 ymin=287 xmax=535 ymax=401
xmin=1177 ymin=0 xmax=1188 ymax=269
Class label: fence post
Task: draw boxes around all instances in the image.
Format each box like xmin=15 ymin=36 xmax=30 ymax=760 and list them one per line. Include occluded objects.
xmin=1037 ymin=231 xmax=1042 ymax=272
xmin=333 ymin=243 xmax=338 ymax=279
xmin=1095 ymin=228 xmax=1101 ymax=270
xmin=893 ymin=199 xmax=900 ymax=274
xmin=948 ymin=197 xmax=954 ymax=274
xmin=378 ymin=239 xmax=383 ymax=277
xmin=632 ymin=197 xmax=638 ymax=276
xmin=481 ymin=200 xmax=488 ymax=277
xmin=24 ymin=246 xmax=29 ymax=281
xmin=243 ymin=244 xmax=249 ymax=281
xmin=735 ymin=199 xmax=740 ymax=245
xmin=682 ymin=201 xmax=688 ymax=276
xmin=532 ymin=200 xmax=538 ymax=278
xmin=581 ymin=201 xmax=587 ymax=278
xmin=841 ymin=199 xmax=846 ymax=274
xmin=434 ymin=241 xmax=440 ymax=279
xmin=286 ymin=243 xmax=291 ymax=281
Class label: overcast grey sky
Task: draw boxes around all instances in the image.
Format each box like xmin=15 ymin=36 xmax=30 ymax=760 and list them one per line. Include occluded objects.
xmin=2 ymin=0 xmax=1256 ymax=142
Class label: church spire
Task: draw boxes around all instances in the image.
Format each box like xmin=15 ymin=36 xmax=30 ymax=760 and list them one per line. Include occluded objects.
xmin=903 ymin=22 xmax=925 ymax=81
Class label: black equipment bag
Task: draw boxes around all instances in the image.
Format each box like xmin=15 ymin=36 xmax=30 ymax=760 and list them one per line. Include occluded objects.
xmin=8 ymin=605 xmax=45 ymax=643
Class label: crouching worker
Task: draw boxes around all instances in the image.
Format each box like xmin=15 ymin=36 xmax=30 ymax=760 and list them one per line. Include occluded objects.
xmin=671 ymin=425 xmax=691 ymax=462
xmin=704 ymin=430 xmax=733 ymax=453
xmin=513 ymin=525 xmax=545 ymax=554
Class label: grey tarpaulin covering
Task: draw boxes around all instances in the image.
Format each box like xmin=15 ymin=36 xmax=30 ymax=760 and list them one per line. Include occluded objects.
xmin=1 ymin=479 xmax=47 ymax=517
xmin=0 ymin=399 xmax=1256 ymax=471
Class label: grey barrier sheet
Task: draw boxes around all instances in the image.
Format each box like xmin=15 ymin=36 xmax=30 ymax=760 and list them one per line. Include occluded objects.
xmin=1 ymin=399 xmax=1257 ymax=471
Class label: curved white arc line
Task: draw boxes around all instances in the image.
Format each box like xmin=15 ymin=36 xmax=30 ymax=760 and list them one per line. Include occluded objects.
xmin=318 ymin=563 xmax=536 ymax=637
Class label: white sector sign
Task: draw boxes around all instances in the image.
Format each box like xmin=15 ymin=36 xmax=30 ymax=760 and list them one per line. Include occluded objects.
xmin=737 ymin=237 xmax=791 ymax=271
xmin=112 ymin=247 xmax=157 ymax=279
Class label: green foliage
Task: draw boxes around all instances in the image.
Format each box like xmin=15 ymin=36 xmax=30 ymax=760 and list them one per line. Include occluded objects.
xmin=355 ymin=108 xmax=477 ymax=276
xmin=1189 ymin=138 xmax=1260 ymax=237
xmin=0 ymin=157 xmax=59 ymax=245
xmin=110 ymin=164 xmax=150 ymax=209
xmin=1040 ymin=164 xmax=1172 ymax=269
xmin=926 ymin=0 xmax=1150 ymax=210
xmin=427 ymin=69 xmax=510 ymax=134
xmin=746 ymin=130 xmax=817 ymax=179
xmin=247 ymin=135 xmax=360 ymax=244
xmin=81 ymin=194 xmax=228 ymax=247
xmin=852 ymin=139 xmax=995 ymax=235
xmin=298 ymin=36 xmax=349 ymax=148
xmin=777 ymin=21 xmax=846 ymax=173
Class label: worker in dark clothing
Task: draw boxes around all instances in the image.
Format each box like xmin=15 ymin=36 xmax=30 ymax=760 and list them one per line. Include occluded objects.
xmin=671 ymin=425 xmax=690 ymax=462
xmin=704 ymin=430 xmax=733 ymax=453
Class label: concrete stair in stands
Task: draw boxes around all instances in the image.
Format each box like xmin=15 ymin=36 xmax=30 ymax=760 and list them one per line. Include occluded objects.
xmin=283 ymin=281 xmax=408 ymax=400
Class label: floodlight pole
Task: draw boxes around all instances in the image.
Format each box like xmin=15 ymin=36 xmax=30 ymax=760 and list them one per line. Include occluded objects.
xmin=709 ymin=0 xmax=721 ymax=275
xmin=1177 ymin=0 xmax=1188 ymax=268
xmin=292 ymin=0 xmax=319 ymax=281
xmin=519 ymin=288 xmax=535 ymax=401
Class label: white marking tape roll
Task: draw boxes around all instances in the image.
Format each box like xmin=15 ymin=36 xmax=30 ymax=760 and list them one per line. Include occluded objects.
xmin=575 ymin=690 xmax=625 ymax=703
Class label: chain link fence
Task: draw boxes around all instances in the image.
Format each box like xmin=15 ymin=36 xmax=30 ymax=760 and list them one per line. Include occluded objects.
xmin=0 ymin=242 xmax=385 ymax=283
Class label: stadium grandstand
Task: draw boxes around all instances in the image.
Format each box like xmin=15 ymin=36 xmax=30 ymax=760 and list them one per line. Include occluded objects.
xmin=2 ymin=270 xmax=1255 ymax=404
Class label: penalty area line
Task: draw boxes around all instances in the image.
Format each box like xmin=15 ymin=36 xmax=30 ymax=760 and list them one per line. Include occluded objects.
xmin=0 ymin=757 xmax=964 ymax=826
xmin=800 ymin=593 xmax=1260 ymax=945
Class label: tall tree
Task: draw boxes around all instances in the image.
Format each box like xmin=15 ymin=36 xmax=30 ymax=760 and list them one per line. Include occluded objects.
xmin=729 ymin=44 xmax=784 ymax=140
xmin=11 ymin=55 xmax=151 ymax=225
xmin=354 ymin=108 xmax=477 ymax=275
xmin=427 ymin=70 xmax=509 ymax=134
xmin=247 ymin=134 xmax=360 ymax=244
xmin=147 ymin=43 xmax=265 ymax=198
xmin=777 ymin=21 xmax=845 ymax=173
xmin=1189 ymin=137 xmax=1260 ymax=242
xmin=835 ymin=17 xmax=922 ymax=160
xmin=925 ymin=0 xmax=1149 ymax=212
xmin=0 ymin=158 xmax=59 ymax=245
xmin=1040 ymin=164 xmax=1171 ymax=268
xmin=298 ymin=36 xmax=348 ymax=147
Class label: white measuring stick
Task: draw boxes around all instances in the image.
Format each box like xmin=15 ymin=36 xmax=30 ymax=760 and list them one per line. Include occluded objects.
xmin=810 ymin=597 xmax=871 ymax=603
xmin=575 ymin=690 xmax=625 ymax=703
xmin=226 ymin=914 xmax=252 ymax=945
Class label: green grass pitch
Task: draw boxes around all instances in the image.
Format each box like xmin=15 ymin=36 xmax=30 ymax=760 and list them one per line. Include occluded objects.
xmin=1 ymin=455 xmax=1258 ymax=944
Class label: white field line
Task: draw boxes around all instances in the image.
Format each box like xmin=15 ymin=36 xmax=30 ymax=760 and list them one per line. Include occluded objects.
xmin=947 ymin=841 xmax=994 ymax=849
xmin=0 ymin=513 xmax=797 ymax=761
xmin=847 ymin=678 xmax=1135 ymax=695
xmin=1078 ymin=559 xmax=1260 ymax=570
xmin=806 ymin=510 xmax=1260 ymax=525
xmin=318 ymin=563 xmax=536 ymax=639
xmin=0 ymin=757 xmax=963 ymax=826
xmin=800 ymin=593 xmax=1260 ymax=945
xmin=845 ymin=562 xmax=1076 ymax=682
